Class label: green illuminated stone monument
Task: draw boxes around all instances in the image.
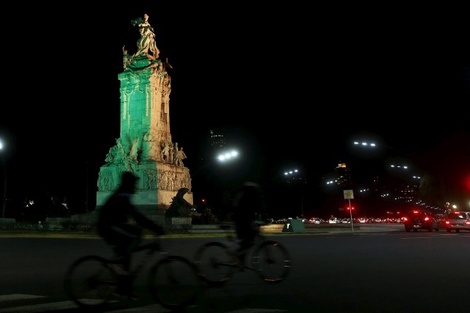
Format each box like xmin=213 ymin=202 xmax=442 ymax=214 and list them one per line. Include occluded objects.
xmin=96 ymin=14 xmax=193 ymax=218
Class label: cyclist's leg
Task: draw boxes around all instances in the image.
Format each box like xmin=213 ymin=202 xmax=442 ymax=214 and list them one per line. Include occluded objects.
xmin=109 ymin=245 xmax=136 ymax=299
xmin=106 ymin=226 xmax=142 ymax=299
xmin=110 ymin=225 xmax=142 ymax=271
xmin=236 ymin=227 xmax=257 ymax=265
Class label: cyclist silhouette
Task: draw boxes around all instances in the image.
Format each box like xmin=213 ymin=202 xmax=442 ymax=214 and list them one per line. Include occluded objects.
xmin=97 ymin=171 xmax=164 ymax=298
xmin=232 ymin=181 xmax=266 ymax=264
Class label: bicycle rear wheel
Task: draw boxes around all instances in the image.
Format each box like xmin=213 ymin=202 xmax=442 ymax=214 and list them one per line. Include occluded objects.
xmin=64 ymin=255 xmax=118 ymax=308
xmin=193 ymin=242 xmax=236 ymax=286
xmin=147 ymin=255 xmax=201 ymax=310
xmin=252 ymin=240 xmax=291 ymax=283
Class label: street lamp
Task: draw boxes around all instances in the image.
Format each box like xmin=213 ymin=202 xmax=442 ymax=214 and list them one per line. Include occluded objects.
xmin=353 ymin=141 xmax=376 ymax=147
xmin=217 ymin=150 xmax=239 ymax=162
xmin=0 ymin=140 xmax=6 ymax=218
xmin=390 ymin=164 xmax=408 ymax=169
xmin=283 ymin=168 xmax=305 ymax=218
xmin=200 ymin=149 xmax=240 ymax=220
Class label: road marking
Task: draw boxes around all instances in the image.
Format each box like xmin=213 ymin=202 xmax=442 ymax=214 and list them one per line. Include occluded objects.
xmin=0 ymin=300 xmax=76 ymax=313
xmin=0 ymin=294 xmax=45 ymax=302
xmin=0 ymin=294 xmax=288 ymax=313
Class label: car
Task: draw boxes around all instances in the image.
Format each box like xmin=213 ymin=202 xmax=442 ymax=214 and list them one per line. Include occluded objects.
xmin=308 ymin=217 xmax=323 ymax=224
xmin=328 ymin=216 xmax=339 ymax=224
xmin=402 ymin=209 xmax=439 ymax=232
xmin=357 ymin=217 xmax=368 ymax=223
xmin=443 ymin=211 xmax=470 ymax=233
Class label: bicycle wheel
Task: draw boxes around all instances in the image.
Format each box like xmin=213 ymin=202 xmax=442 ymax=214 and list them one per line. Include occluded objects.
xmin=252 ymin=240 xmax=291 ymax=283
xmin=147 ymin=255 xmax=201 ymax=310
xmin=193 ymin=242 xmax=236 ymax=286
xmin=64 ymin=255 xmax=118 ymax=308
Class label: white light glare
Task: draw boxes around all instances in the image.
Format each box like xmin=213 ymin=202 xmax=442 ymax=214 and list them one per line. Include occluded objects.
xmin=390 ymin=164 xmax=408 ymax=169
xmin=217 ymin=150 xmax=239 ymax=162
xmin=284 ymin=169 xmax=299 ymax=176
xmin=353 ymin=141 xmax=376 ymax=147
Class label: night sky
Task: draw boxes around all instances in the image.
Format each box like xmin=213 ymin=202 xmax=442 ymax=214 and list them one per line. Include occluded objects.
xmin=0 ymin=2 xmax=469 ymax=211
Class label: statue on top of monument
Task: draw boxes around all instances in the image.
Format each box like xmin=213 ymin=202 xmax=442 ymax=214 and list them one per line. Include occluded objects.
xmin=131 ymin=13 xmax=160 ymax=60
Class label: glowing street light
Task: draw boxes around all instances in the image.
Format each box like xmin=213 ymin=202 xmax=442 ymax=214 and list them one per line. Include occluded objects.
xmin=390 ymin=164 xmax=408 ymax=169
xmin=353 ymin=141 xmax=376 ymax=147
xmin=217 ymin=150 xmax=239 ymax=162
xmin=284 ymin=169 xmax=299 ymax=177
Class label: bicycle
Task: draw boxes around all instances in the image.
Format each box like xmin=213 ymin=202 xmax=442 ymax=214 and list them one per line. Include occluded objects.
xmin=193 ymin=223 xmax=291 ymax=287
xmin=63 ymin=237 xmax=201 ymax=310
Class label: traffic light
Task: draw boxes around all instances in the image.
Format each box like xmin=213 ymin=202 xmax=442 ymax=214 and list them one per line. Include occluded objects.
xmin=346 ymin=206 xmax=355 ymax=211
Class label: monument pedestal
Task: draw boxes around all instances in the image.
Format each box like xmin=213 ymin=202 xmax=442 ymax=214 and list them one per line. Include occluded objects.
xmin=96 ymin=161 xmax=193 ymax=220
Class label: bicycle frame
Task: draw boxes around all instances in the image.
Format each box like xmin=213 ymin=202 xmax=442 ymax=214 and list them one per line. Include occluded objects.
xmin=64 ymin=237 xmax=200 ymax=310
xmin=125 ymin=240 xmax=166 ymax=277
xmin=194 ymin=223 xmax=291 ymax=286
xmin=221 ymin=224 xmax=267 ymax=256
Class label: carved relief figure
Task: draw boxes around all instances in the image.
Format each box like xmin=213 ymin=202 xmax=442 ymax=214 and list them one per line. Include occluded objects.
xmin=160 ymin=141 xmax=170 ymax=162
xmin=146 ymin=169 xmax=157 ymax=189
xmin=122 ymin=46 xmax=131 ymax=71
xmin=142 ymin=131 xmax=157 ymax=161
xmin=129 ymin=137 xmax=140 ymax=163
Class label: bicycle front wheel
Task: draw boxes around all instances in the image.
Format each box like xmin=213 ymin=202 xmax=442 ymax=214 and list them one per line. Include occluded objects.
xmin=148 ymin=255 xmax=201 ymax=310
xmin=64 ymin=255 xmax=118 ymax=308
xmin=193 ymin=242 xmax=236 ymax=286
xmin=252 ymin=240 xmax=291 ymax=283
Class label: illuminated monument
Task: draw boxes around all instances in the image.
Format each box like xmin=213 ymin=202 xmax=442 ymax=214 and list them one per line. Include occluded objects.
xmin=96 ymin=13 xmax=193 ymax=216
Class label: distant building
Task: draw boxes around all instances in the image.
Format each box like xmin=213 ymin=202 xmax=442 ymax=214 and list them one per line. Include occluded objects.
xmin=334 ymin=162 xmax=351 ymax=188
xmin=208 ymin=129 xmax=227 ymax=150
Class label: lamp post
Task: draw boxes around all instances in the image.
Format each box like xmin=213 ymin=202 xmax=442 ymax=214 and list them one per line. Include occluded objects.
xmin=216 ymin=149 xmax=239 ymax=219
xmin=0 ymin=140 xmax=6 ymax=218
xmin=194 ymin=148 xmax=239 ymax=202
xmin=283 ymin=168 xmax=306 ymax=218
